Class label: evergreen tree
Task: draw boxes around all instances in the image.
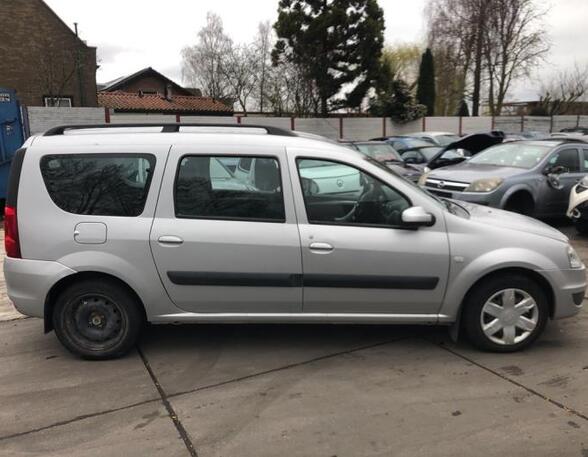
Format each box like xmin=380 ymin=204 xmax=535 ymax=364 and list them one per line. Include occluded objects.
xmin=457 ymin=98 xmax=470 ymax=117
xmin=369 ymin=64 xmax=426 ymax=123
xmin=416 ymin=48 xmax=436 ymax=116
xmin=272 ymin=0 xmax=385 ymax=116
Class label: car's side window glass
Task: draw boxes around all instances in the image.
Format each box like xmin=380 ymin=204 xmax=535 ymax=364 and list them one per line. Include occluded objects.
xmin=583 ymin=149 xmax=588 ymax=170
xmin=175 ymin=155 xmax=285 ymax=222
xmin=548 ymin=148 xmax=580 ymax=172
xmin=40 ymin=154 xmax=155 ymax=216
xmin=296 ymin=158 xmax=410 ymax=227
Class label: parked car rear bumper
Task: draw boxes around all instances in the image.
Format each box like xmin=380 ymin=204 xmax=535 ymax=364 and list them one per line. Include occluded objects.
xmin=4 ymin=257 xmax=76 ymax=318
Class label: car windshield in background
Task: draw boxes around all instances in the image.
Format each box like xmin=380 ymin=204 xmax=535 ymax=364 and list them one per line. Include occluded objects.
xmin=468 ymin=143 xmax=552 ymax=168
xmin=403 ymin=138 xmax=433 ymax=149
xmin=434 ymin=135 xmax=460 ymax=146
xmin=355 ymin=144 xmax=402 ymax=162
xmin=419 ymin=147 xmax=443 ymax=160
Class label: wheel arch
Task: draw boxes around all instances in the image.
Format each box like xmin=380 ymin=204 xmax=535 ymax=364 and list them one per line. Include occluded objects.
xmin=500 ymin=186 xmax=535 ymax=211
xmin=458 ymin=267 xmax=555 ymax=323
xmin=44 ymin=271 xmax=147 ymax=333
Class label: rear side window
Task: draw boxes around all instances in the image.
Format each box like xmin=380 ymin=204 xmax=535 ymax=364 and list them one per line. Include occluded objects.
xmin=40 ymin=154 xmax=155 ymax=216
xmin=175 ymin=155 xmax=285 ymax=222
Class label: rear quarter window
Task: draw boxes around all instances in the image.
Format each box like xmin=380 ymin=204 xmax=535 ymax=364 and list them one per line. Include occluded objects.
xmin=40 ymin=154 xmax=155 ymax=216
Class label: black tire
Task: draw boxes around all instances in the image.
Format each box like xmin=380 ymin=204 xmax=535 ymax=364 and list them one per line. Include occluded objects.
xmin=462 ymin=274 xmax=548 ymax=352
xmin=52 ymin=279 xmax=144 ymax=360
xmin=504 ymin=192 xmax=535 ymax=217
xmin=574 ymin=219 xmax=588 ymax=235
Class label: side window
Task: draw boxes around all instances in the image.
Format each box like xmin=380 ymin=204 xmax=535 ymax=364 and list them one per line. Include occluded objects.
xmin=296 ymin=159 xmax=410 ymax=227
xmin=548 ymin=148 xmax=580 ymax=172
xmin=40 ymin=154 xmax=155 ymax=216
xmin=175 ymin=155 xmax=285 ymax=222
xmin=583 ymin=149 xmax=588 ymax=170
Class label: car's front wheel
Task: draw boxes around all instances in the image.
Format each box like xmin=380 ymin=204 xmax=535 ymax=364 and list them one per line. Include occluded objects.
xmin=462 ymin=274 xmax=548 ymax=352
xmin=52 ymin=279 xmax=144 ymax=360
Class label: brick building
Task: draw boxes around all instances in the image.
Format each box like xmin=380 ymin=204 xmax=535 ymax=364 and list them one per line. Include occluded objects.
xmin=0 ymin=0 xmax=98 ymax=107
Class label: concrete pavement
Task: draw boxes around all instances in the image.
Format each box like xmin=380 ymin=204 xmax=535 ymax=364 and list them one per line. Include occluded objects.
xmin=1 ymin=224 xmax=588 ymax=456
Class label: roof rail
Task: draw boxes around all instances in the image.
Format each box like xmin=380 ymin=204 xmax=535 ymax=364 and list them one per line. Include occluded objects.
xmin=43 ymin=123 xmax=297 ymax=137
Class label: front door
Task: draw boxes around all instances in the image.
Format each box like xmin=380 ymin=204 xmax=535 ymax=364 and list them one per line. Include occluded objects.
xmin=290 ymin=154 xmax=450 ymax=316
xmin=543 ymin=147 xmax=583 ymax=214
xmin=150 ymin=145 xmax=303 ymax=314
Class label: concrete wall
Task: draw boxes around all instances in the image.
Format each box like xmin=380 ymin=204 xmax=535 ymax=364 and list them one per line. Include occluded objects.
xmin=25 ymin=108 xmax=588 ymax=139
xmin=27 ymin=107 xmax=106 ymax=135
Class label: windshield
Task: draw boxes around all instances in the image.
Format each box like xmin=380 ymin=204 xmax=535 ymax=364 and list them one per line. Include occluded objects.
xmin=419 ymin=147 xmax=444 ymax=160
xmin=468 ymin=143 xmax=552 ymax=168
xmin=435 ymin=134 xmax=461 ymax=146
xmin=402 ymin=138 xmax=434 ymax=149
xmin=362 ymin=155 xmax=447 ymax=211
xmin=355 ymin=144 xmax=403 ymax=162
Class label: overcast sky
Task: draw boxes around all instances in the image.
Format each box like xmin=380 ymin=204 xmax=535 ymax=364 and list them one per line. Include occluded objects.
xmin=45 ymin=0 xmax=587 ymax=101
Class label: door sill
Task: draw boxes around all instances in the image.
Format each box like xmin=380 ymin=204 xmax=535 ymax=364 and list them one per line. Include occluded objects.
xmin=151 ymin=312 xmax=452 ymax=325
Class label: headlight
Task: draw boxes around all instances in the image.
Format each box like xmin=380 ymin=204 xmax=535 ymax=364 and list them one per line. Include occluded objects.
xmin=464 ymin=177 xmax=503 ymax=192
xmin=417 ymin=172 xmax=430 ymax=187
xmin=567 ymin=245 xmax=584 ymax=269
xmin=580 ymin=176 xmax=588 ymax=188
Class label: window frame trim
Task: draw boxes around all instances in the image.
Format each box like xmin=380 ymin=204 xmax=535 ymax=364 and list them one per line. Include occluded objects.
xmin=43 ymin=95 xmax=73 ymax=107
xmin=173 ymin=153 xmax=287 ymax=224
xmin=295 ymin=156 xmax=414 ymax=230
xmin=39 ymin=152 xmax=156 ymax=217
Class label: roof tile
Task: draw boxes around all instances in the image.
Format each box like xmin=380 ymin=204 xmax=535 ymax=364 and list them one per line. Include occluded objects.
xmin=97 ymin=91 xmax=232 ymax=114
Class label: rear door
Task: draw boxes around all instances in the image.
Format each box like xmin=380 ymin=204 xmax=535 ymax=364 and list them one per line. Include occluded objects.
xmin=150 ymin=143 xmax=303 ymax=314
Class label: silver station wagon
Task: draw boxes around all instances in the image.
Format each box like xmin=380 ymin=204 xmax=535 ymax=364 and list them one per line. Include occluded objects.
xmin=4 ymin=124 xmax=586 ymax=359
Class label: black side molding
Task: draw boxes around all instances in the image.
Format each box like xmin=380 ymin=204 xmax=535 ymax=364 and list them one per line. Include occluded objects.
xmin=168 ymin=272 xmax=303 ymax=287
xmin=303 ymin=274 xmax=439 ymax=290
xmin=167 ymin=272 xmax=439 ymax=290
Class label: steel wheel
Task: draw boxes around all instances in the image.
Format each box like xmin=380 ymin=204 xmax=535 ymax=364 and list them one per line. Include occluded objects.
xmin=480 ymin=288 xmax=539 ymax=346
xmin=62 ymin=293 xmax=127 ymax=352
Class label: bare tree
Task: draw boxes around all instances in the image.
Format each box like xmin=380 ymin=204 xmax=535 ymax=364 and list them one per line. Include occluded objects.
xmin=253 ymin=21 xmax=273 ymax=112
xmin=181 ymin=12 xmax=233 ymax=102
xmin=380 ymin=44 xmax=422 ymax=87
xmin=37 ymin=35 xmax=81 ymax=105
xmin=536 ymin=63 xmax=588 ymax=115
xmin=427 ymin=0 xmax=549 ymax=116
xmin=219 ymin=44 xmax=259 ymax=114
xmin=484 ymin=0 xmax=550 ymax=115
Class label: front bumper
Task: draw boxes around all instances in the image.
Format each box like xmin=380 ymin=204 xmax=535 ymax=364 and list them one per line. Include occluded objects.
xmin=537 ymin=266 xmax=586 ymax=319
xmin=4 ymin=257 xmax=76 ymax=318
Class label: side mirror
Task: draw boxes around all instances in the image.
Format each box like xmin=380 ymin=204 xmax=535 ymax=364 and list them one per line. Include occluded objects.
xmin=401 ymin=206 xmax=435 ymax=228
xmin=543 ymin=165 xmax=567 ymax=175
xmin=403 ymin=157 xmax=417 ymax=164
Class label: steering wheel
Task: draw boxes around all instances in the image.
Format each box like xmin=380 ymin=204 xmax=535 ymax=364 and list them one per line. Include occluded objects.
xmin=335 ymin=179 xmax=379 ymax=223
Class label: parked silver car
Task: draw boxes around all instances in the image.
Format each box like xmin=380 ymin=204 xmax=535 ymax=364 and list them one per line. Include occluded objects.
xmin=420 ymin=139 xmax=588 ymax=217
xmin=4 ymin=124 xmax=585 ymax=359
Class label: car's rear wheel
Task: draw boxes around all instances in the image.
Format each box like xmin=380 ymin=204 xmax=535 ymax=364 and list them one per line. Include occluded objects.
xmin=462 ymin=275 xmax=548 ymax=352
xmin=53 ymin=279 xmax=144 ymax=360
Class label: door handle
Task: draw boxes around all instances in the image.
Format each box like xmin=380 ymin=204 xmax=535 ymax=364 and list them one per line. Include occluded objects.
xmin=158 ymin=235 xmax=184 ymax=245
xmin=309 ymin=242 xmax=333 ymax=252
